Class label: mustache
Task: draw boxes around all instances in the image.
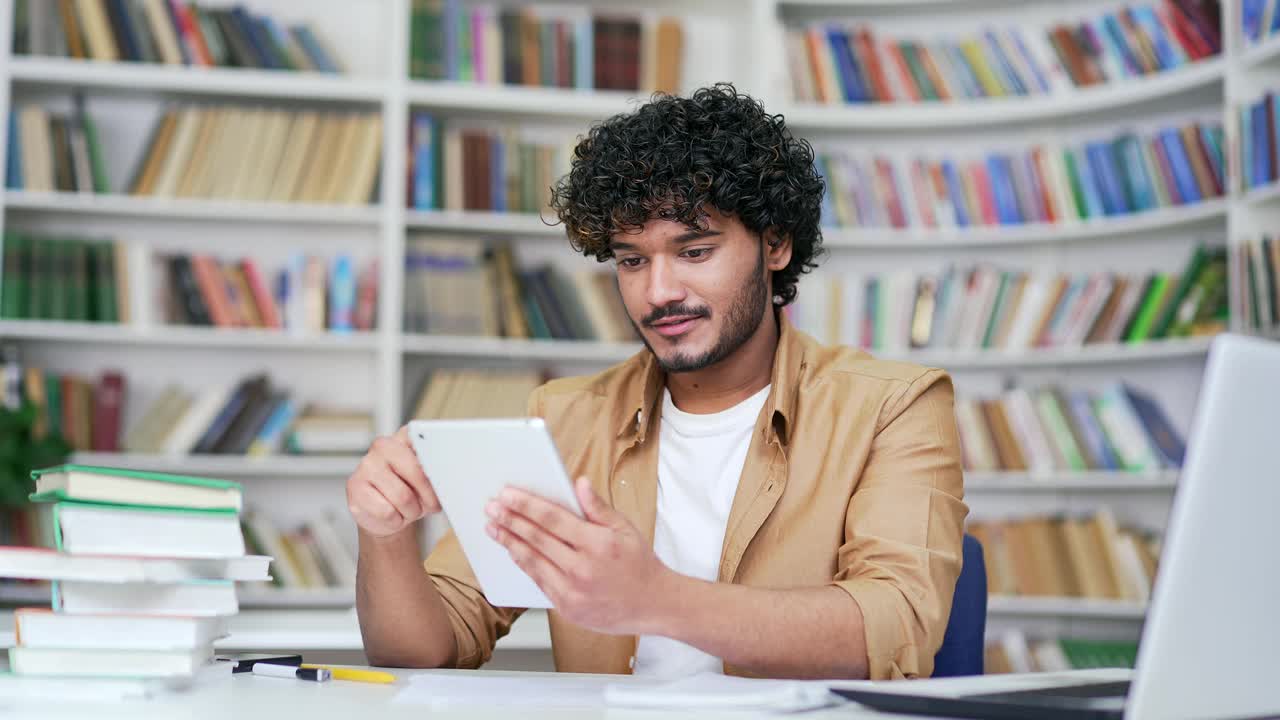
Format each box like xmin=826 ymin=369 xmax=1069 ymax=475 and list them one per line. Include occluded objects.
xmin=642 ymin=304 xmax=710 ymax=327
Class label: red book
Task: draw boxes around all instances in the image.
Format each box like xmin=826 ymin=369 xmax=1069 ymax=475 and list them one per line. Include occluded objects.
xmin=1031 ymin=148 xmax=1058 ymax=223
xmin=1167 ymin=0 xmax=1217 ymax=57
xmin=873 ymin=158 xmax=908 ymax=228
xmin=1156 ymin=3 xmax=1206 ymax=61
xmin=355 ymin=260 xmax=379 ymax=331
xmin=1187 ymin=124 xmax=1224 ymax=196
xmin=169 ymin=1 xmax=212 ymax=66
xmin=804 ymin=29 xmax=833 ymax=103
xmin=91 ymin=372 xmax=125 ymax=453
xmin=189 ymin=256 xmax=236 ymax=327
xmin=1148 ymin=138 xmax=1183 ymax=205
xmin=556 ymin=21 xmax=571 ymax=88
xmin=240 ymin=259 xmax=281 ymax=329
xmin=908 ymin=160 xmax=937 ymax=228
xmin=969 ymin=162 xmax=999 ymax=225
xmin=854 ymin=28 xmax=893 ymax=102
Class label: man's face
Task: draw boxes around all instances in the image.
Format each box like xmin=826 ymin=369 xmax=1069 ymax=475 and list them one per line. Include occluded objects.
xmin=611 ymin=210 xmax=774 ymax=373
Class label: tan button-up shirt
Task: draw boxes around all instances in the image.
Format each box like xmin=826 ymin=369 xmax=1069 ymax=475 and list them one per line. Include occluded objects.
xmin=423 ymin=314 xmax=968 ymax=680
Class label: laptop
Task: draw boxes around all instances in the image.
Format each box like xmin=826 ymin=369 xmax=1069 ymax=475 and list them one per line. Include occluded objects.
xmin=832 ymin=333 xmax=1280 ymax=720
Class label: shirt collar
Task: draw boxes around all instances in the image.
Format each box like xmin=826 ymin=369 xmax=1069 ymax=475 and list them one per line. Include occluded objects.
xmin=617 ymin=310 xmax=806 ymax=447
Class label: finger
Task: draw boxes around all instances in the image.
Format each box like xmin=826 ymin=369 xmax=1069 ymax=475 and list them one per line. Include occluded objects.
xmin=486 ymin=499 xmax=578 ymax=568
xmin=366 ymin=462 xmax=424 ymax=520
xmin=352 ymin=481 xmax=405 ymax=531
xmin=496 ymin=487 xmax=594 ymax=547
xmin=380 ymin=430 xmax=441 ymax=513
xmin=489 ymin=520 xmax=569 ymax=602
xmin=575 ymin=477 xmax=617 ymax=526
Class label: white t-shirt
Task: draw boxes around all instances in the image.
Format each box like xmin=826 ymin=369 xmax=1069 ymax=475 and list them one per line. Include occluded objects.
xmin=631 ymin=383 xmax=772 ymax=679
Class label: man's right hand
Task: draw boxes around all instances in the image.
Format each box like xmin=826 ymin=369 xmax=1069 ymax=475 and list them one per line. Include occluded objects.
xmin=347 ymin=425 xmax=441 ymax=538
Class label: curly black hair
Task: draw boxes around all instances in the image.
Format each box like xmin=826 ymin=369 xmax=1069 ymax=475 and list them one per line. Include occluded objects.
xmin=548 ymin=82 xmax=826 ymax=306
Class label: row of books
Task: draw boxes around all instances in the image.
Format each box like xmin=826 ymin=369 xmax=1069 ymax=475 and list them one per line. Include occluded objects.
xmin=787 ymin=246 xmax=1227 ymax=353
xmin=242 ymin=511 xmax=354 ymax=591
xmin=405 ymin=238 xmax=635 ymax=342
xmin=1243 ymin=0 xmax=1280 ymax=45
xmin=1240 ymin=90 xmax=1278 ymax=191
xmin=3 ymin=357 xmax=126 ymax=453
xmin=0 ymin=466 xmax=256 ymax=698
xmin=987 ymin=633 xmax=1138 ymax=674
xmin=1240 ymin=235 xmax=1280 ymax=332
xmin=125 ymin=374 xmax=373 ymax=456
xmin=4 ymin=98 xmax=109 ymax=194
xmin=13 ymin=0 xmax=343 ymax=72
xmin=155 ymin=253 xmax=377 ymax=333
xmin=0 ymin=233 xmax=128 ymax=324
xmin=785 ymin=1 xmax=1221 ymax=104
xmin=955 ymin=384 xmax=1184 ymax=475
xmin=407 ymin=113 xmax=569 ymax=213
xmin=815 ymin=121 xmax=1225 ymax=231
xmin=969 ymin=509 xmax=1160 ymax=602
xmin=410 ymin=2 xmax=682 ymax=94
xmin=126 ymin=105 xmax=382 ymax=206
xmin=408 ymin=369 xmax=543 ymax=421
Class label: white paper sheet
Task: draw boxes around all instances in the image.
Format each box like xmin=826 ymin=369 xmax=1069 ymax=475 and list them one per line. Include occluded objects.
xmin=604 ymin=673 xmax=836 ymax=712
xmin=393 ymin=672 xmax=621 ymax=708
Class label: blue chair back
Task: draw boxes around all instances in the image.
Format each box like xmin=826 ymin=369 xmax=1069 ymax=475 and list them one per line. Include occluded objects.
xmin=931 ymin=533 xmax=987 ymax=677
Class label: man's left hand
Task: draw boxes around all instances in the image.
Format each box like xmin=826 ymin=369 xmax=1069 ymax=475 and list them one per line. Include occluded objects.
xmin=485 ymin=477 xmax=677 ymax=635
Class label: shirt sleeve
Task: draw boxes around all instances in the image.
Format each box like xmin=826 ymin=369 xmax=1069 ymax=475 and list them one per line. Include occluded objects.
xmin=419 ymin=386 xmax=550 ymax=668
xmin=830 ymin=369 xmax=968 ymax=680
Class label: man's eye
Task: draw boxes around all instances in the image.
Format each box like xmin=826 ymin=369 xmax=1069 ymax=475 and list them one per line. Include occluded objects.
xmin=683 ymin=248 xmax=710 ymax=259
xmin=618 ymin=257 xmax=643 ymax=268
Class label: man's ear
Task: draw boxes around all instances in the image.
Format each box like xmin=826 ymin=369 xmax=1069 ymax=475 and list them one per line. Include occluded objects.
xmin=764 ymin=230 xmax=793 ymax=271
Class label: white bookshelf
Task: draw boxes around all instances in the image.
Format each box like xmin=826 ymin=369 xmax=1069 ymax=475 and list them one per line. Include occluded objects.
xmin=987 ymin=596 xmax=1148 ymax=621
xmin=0 ymin=0 xmax=1260 ymax=647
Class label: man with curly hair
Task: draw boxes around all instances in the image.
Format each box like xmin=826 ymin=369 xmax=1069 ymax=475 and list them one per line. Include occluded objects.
xmin=348 ymin=84 xmax=968 ymax=681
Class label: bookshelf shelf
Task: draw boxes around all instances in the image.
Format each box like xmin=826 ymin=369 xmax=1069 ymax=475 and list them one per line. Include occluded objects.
xmin=69 ymin=452 xmax=361 ymax=477
xmin=879 ymin=336 xmax=1215 ymax=370
xmin=3 ymin=191 xmax=383 ymax=226
xmin=404 ymin=209 xmax=563 ymax=237
xmin=965 ymin=471 xmax=1178 ymax=492
xmin=6 ymin=57 xmax=386 ymax=103
xmin=402 ymin=334 xmax=641 ymax=363
xmin=1243 ymin=182 xmax=1280 ymax=207
xmin=0 ymin=321 xmax=380 ymax=352
xmin=987 ymin=596 xmax=1148 ymax=620
xmin=821 ymin=200 xmax=1229 ymax=250
xmin=406 ymin=81 xmax=639 ymax=119
xmin=782 ymin=58 xmax=1226 ymax=131
xmin=1240 ymin=36 xmax=1280 ymax=70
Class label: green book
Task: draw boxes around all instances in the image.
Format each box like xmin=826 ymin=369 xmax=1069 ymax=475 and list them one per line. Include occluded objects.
xmin=1062 ymin=151 xmax=1088 ymax=220
xmin=1150 ymin=245 xmax=1208 ymax=339
xmin=1125 ymin=274 xmax=1172 ymax=342
xmin=47 ymin=239 xmax=69 ymax=321
xmin=1 ymin=232 xmax=27 ymax=319
xmin=67 ymin=240 xmax=90 ymax=322
xmin=981 ymin=272 xmax=1011 ymax=349
xmin=93 ymin=241 xmax=119 ymax=323
xmin=899 ymin=43 xmax=938 ymax=100
xmin=1058 ymin=638 xmax=1138 ymax=669
xmin=457 ymin=4 xmax=474 ymax=82
xmin=1035 ymin=390 xmax=1089 ymax=471
xmin=30 ymin=464 xmax=243 ymax=513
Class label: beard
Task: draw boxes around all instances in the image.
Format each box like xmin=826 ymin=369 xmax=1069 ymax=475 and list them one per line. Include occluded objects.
xmin=635 ymin=250 xmax=771 ymax=374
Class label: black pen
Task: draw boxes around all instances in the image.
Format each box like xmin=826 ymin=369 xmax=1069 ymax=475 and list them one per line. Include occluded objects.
xmin=252 ymin=663 xmax=331 ymax=682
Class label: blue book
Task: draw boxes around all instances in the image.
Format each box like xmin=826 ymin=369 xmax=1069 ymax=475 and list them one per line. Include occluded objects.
xmin=816 ymin=157 xmax=836 ymax=227
xmin=1072 ymin=146 xmax=1106 ymax=218
xmin=1066 ymin=390 xmax=1120 ymax=470
xmin=1020 ymin=153 xmax=1048 ymax=221
xmin=1116 ymin=135 xmax=1157 ymax=211
xmin=5 ymin=110 xmax=20 ymax=190
xmin=249 ymin=397 xmax=300 ymax=455
xmin=1244 ymin=0 xmax=1266 ymax=42
xmin=943 ymin=44 xmax=981 ymax=98
xmin=1242 ymin=106 xmax=1255 ymax=189
xmin=292 ymin=26 xmax=338 ymax=73
xmin=941 ymin=160 xmax=970 ymax=227
xmin=1084 ymin=143 xmax=1120 ymax=215
xmin=982 ymin=31 xmax=1025 ymax=95
xmin=575 ymin=16 xmax=593 ymax=90
xmin=986 ymin=155 xmax=1021 ymax=224
xmin=1009 ymin=29 xmax=1050 ymax=93
xmin=328 ymin=256 xmax=355 ymax=332
xmin=227 ymin=8 xmax=272 ymax=68
xmin=1100 ymin=16 xmax=1142 ymax=77
xmin=443 ymin=0 xmax=460 ymax=81
xmin=412 ymin=114 xmax=436 ymax=210
xmin=1099 ymin=141 xmax=1134 ymax=213
xmin=1252 ymin=101 xmax=1270 ymax=187
xmin=192 ymin=383 xmax=253 ymax=454
xmin=1198 ymin=125 xmax=1226 ymax=191
xmin=105 ymin=0 xmax=142 ymax=62
xmin=1132 ymin=7 xmax=1181 ymax=69
xmin=1261 ymin=96 xmax=1276 ymax=184
xmin=490 ymin=134 xmax=505 ymax=213
xmin=261 ymin=17 xmax=298 ymax=69
xmin=1272 ymin=0 xmax=1280 ymax=34
xmin=1122 ymin=385 xmax=1185 ymax=467
xmin=1045 ymin=277 xmax=1086 ymax=341
xmin=1159 ymin=129 xmax=1201 ymax=203
xmin=828 ymin=29 xmax=865 ymax=103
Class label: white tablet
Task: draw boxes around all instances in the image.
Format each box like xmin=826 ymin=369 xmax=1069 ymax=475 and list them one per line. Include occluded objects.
xmin=407 ymin=418 xmax=583 ymax=609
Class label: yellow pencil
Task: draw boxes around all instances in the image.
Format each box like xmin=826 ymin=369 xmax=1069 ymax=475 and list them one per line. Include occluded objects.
xmin=300 ymin=664 xmax=396 ymax=684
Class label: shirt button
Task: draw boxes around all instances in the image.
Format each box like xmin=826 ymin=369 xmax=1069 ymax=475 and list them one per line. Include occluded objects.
xmin=628 ymin=655 xmax=636 ymax=670
xmin=620 ymin=479 xmax=628 ymax=486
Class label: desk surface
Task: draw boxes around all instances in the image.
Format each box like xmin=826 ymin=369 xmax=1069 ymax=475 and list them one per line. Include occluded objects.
xmin=3 ymin=667 xmax=1136 ymax=720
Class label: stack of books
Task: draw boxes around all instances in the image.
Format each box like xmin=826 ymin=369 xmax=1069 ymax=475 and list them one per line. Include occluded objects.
xmin=815 ymin=120 xmax=1225 ymax=231
xmin=0 ymin=464 xmax=270 ymax=701
xmin=1240 ymin=235 xmax=1280 ymax=333
xmin=1243 ymin=0 xmax=1280 ymax=46
xmin=788 ymin=246 xmax=1228 ymax=353
xmin=128 ymin=106 xmax=382 ymax=207
xmin=155 ymin=252 xmax=378 ymax=333
xmin=124 ymin=373 xmax=374 ymax=457
xmin=406 ymin=113 xmax=571 ymax=213
xmin=1239 ymin=90 xmax=1278 ymax=192
xmin=409 ymin=2 xmax=682 ymax=93
xmin=5 ymin=96 xmax=109 ymax=193
xmin=241 ymin=511 xmax=355 ymax=595
xmin=12 ymin=0 xmax=343 ymax=72
xmin=404 ymin=238 xmax=635 ymax=342
xmin=969 ymin=508 xmax=1160 ymax=603
xmin=785 ymin=0 xmax=1221 ymax=104
xmin=408 ymin=369 xmax=544 ymax=420
xmin=0 ymin=232 xmax=129 ymax=324
xmin=955 ymin=384 xmax=1184 ymax=474
xmin=987 ymin=633 xmax=1139 ymax=674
